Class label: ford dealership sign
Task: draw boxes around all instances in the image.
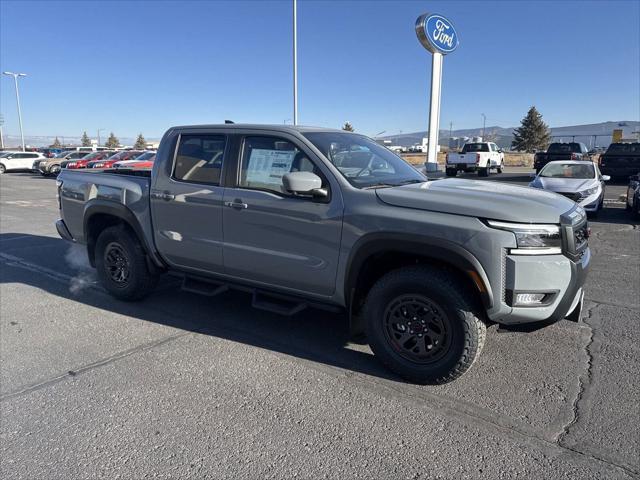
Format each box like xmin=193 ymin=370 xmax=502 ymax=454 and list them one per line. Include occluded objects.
xmin=415 ymin=13 xmax=459 ymax=55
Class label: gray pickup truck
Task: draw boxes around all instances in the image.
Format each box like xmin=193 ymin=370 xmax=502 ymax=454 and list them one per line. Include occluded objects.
xmin=56 ymin=124 xmax=591 ymax=384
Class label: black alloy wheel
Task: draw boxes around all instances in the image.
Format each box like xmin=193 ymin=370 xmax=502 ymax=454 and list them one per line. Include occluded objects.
xmin=383 ymin=294 xmax=452 ymax=364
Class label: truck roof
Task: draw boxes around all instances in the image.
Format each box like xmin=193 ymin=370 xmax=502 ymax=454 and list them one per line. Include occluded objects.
xmin=168 ymin=124 xmax=348 ymax=134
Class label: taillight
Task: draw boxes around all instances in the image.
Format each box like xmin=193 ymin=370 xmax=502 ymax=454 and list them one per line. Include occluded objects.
xmin=476 ymin=153 xmax=480 ymax=163
xmin=571 ymin=153 xmax=578 ymax=160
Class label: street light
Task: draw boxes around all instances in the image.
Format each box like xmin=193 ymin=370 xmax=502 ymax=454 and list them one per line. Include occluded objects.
xmin=292 ymin=0 xmax=298 ymax=125
xmin=481 ymin=113 xmax=486 ymax=140
xmin=3 ymin=71 xmax=27 ymax=152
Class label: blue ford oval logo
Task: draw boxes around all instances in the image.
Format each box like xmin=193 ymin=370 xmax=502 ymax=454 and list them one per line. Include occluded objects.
xmin=416 ymin=13 xmax=459 ymax=55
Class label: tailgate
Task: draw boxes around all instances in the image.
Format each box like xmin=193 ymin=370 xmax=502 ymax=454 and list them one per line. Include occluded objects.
xmin=600 ymin=155 xmax=640 ymax=168
xmin=447 ymin=153 xmax=477 ymax=164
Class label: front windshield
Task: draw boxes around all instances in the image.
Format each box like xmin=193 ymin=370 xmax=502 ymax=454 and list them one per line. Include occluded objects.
xmin=303 ymin=132 xmax=425 ymax=188
xmin=539 ymin=163 xmax=595 ymax=179
xmin=82 ymin=152 xmax=103 ymax=160
xmin=54 ymin=151 xmax=69 ymax=158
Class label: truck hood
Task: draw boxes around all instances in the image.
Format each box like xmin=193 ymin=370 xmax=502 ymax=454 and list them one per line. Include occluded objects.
xmin=375 ymin=179 xmax=575 ymax=223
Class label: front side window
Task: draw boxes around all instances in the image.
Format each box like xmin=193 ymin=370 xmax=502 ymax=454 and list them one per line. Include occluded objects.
xmin=173 ymin=134 xmax=226 ymax=185
xmin=303 ymin=132 xmax=424 ymax=189
xmin=238 ymin=136 xmax=320 ymax=195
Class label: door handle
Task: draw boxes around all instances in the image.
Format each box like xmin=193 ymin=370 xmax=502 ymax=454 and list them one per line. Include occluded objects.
xmin=225 ymin=200 xmax=248 ymax=209
xmin=151 ymin=190 xmax=175 ymax=201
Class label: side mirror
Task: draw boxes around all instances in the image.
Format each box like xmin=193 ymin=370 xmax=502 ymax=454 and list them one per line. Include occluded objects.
xmin=498 ymin=149 xmax=503 ymax=153
xmin=602 ymin=175 xmax=611 ymax=181
xmin=282 ymin=171 xmax=327 ymax=198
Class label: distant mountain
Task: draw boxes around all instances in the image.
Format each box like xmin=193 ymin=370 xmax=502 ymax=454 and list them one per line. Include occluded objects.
xmin=380 ymin=121 xmax=640 ymax=149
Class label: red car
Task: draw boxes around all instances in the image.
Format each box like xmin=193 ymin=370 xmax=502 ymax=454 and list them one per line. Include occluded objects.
xmin=87 ymin=150 xmax=143 ymax=169
xmin=64 ymin=151 xmax=115 ymax=169
xmin=113 ymin=151 xmax=156 ymax=169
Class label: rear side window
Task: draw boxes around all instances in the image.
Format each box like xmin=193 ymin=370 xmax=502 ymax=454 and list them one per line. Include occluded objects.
xmin=173 ymin=134 xmax=226 ymax=185
xmin=238 ymin=136 xmax=321 ymax=195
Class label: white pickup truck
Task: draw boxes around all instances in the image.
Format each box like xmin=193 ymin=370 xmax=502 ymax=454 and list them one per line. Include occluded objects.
xmin=446 ymin=142 xmax=504 ymax=177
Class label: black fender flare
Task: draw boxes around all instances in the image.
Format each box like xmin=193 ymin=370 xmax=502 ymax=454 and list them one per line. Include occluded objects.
xmin=83 ymin=199 xmax=164 ymax=269
xmin=344 ymin=232 xmax=494 ymax=311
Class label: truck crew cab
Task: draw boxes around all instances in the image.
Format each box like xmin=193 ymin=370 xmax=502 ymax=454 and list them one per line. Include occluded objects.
xmin=56 ymin=124 xmax=590 ymax=384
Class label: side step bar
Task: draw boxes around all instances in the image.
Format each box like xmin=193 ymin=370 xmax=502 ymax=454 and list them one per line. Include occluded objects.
xmin=251 ymin=291 xmax=307 ymax=316
xmin=182 ymin=277 xmax=229 ymax=297
xmin=179 ymin=275 xmax=310 ymax=317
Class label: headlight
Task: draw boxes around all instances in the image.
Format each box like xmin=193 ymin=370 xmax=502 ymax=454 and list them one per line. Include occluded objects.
xmin=581 ymin=186 xmax=599 ymax=196
xmin=487 ymin=220 xmax=562 ymax=255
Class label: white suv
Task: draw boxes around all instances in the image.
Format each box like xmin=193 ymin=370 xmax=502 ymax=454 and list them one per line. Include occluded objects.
xmin=0 ymin=151 xmax=46 ymax=174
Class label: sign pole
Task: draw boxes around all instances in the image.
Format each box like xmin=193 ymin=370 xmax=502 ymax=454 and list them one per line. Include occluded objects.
xmin=426 ymin=52 xmax=443 ymax=171
xmin=415 ymin=13 xmax=458 ymax=174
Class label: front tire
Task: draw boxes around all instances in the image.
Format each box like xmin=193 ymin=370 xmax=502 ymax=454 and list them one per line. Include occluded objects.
xmin=0 ymin=164 xmax=5 ymax=174
xmin=478 ymin=166 xmax=489 ymax=177
xmin=364 ymin=266 xmax=486 ymax=384
xmin=95 ymin=225 xmax=159 ymax=301
xmin=497 ymin=160 xmax=504 ymax=174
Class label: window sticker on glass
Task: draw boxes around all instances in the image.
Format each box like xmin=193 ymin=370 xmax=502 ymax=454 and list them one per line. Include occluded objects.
xmin=245 ymin=149 xmax=296 ymax=187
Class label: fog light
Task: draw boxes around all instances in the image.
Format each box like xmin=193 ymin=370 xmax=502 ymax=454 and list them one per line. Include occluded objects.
xmin=507 ymin=290 xmax=557 ymax=307
xmin=515 ymin=293 xmax=546 ymax=305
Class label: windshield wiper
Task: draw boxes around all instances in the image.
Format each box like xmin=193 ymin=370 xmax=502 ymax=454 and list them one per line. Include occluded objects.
xmin=396 ymin=179 xmax=424 ymax=185
xmin=362 ymin=183 xmax=396 ymax=190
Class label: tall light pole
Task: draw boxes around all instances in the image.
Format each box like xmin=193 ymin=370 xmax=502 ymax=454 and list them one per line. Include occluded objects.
xmin=97 ymin=128 xmax=105 ymax=146
xmin=0 ymin=114 xmax=4 ymax=150
xmin=3 ymin=71 xmax=27 ymax=151
xmin=292 ymin=0 xmax=298 ymax=125
xmin=481 ymin=113 xmax=486 ymax=140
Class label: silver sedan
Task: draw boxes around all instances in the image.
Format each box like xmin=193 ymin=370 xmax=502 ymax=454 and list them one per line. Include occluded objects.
xmin=529 ymin=160 xmax=609 ymax=214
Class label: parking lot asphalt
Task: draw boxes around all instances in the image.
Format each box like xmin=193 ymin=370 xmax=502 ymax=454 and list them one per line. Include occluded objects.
xmin=1 ymin=169 xmax=638 ymax=479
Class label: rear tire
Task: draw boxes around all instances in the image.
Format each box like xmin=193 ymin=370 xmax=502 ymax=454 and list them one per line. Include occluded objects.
xmin=95 ymin=225 xmax=159 ymax=301
xmin=363 ymin=266 xmax=486 ymax=384
xmin=0 ymin=164 xmax=5 ymax=174
xmin=445 ymin=168 xmax=457 ymax=177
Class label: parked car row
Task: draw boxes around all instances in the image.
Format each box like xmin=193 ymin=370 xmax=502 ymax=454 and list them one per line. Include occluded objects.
xmin=35 ymin=150 xmax=155 ymax=176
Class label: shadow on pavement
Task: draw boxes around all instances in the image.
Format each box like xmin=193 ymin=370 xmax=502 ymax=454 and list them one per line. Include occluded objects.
xmin=0 ymin=232 xmax=398 ymax=383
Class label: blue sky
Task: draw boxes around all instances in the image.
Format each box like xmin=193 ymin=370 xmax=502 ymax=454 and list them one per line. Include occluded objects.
xmin=1 ymin=0 xmax=638 ymax=139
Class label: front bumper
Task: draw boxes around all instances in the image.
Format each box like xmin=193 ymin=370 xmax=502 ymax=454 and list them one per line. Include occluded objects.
xmin=55 ymin=219 xmax=74 ymax=242
xmin=495 ymin=248 xmax=590 ymax=325
xmin=579 ymin=192 xmax=603 ymax=212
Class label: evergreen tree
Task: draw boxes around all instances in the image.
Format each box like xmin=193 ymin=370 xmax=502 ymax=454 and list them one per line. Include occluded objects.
xmin=511 ymin=106 xmax=551 ymax=152
xmin=133 ymin=133 xmax=147 ymax=150
xmin=51 ymin=137 xmax=62 ymax=148
xmin=342 ymin=121 xmax=354 ymax=132
xmin=105 ymin=132 xmax=119 ymax=149
xmin=81 ymin=131 xmax=91 ymax=147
